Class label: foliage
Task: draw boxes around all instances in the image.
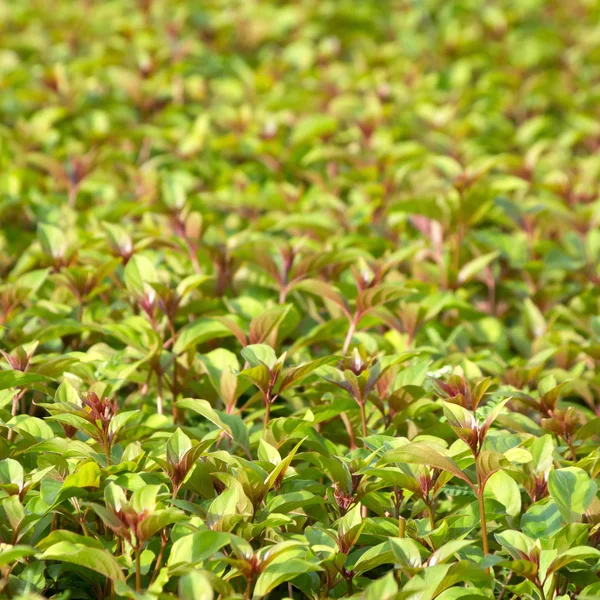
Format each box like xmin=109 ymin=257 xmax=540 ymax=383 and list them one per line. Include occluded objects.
xmin=1 ymin=0 xmax=600 ymax=599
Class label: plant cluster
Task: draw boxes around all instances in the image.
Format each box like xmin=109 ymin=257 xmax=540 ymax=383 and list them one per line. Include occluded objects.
xmin=2 ymin=0 xmax=600 ymax=599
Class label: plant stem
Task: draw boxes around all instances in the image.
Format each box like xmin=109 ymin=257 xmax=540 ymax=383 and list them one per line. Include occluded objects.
xmin=149 ymin=534 xmax=167 ymax=585
xmin=79 ymin=507 xmax=90 ymax=537
xmin=426 ymin=504 xmax=435 ymax=531
xmin=135 ymin=545 xmax=142 ymax=592
xmin=156 ymin=368 xmax=163 ymax=415
xmin=476 ymin=471 xmax=489 ymax=555
xmin=68 ymin=184 xmax=79 ymax=209
xmin=80 ymin=518 xmax=90 ymax=537
xmin=346 ymin=573 xmax=353 ymax=595
xmin=104 ymin=438 xmax=111 ymax=467
xmin=341 ymin=413 xmax=357 ymax=449
xmin=545 ymin=574 xmax=557 ymax=600
xmin=342 ymin=315 xmax=357 ymax=354
xmin=7 ymin=389 xmax=26 ymax=442
xmin=263 ymin=398 xmax=271 ymax=431
xmin=566 ymin=439 xmax=577 ymax=462
xmin=497 ymin=571 xmax=512 ymax=600
xmin=538 ymin=584 xmax=546 ymax=600
xmin=172 ymin=358 xmax=181 ymax=424
xmin=172 ymin=484 xmax=181 ymax=503
xmin=182 ymin=234 xmax=201 ymax=274
xmin=359 ymin=401 xmax=368 ymax=441
xmin=398 ymin=516 xmax=406 ymax=538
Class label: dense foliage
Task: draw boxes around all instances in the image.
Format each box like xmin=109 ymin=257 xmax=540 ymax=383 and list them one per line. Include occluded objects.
xmin=3 ymin=0 xmax=600 ymax=598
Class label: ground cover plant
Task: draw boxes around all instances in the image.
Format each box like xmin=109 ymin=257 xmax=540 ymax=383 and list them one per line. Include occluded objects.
xmin=3 ymin=0 xmax=600 ymax=598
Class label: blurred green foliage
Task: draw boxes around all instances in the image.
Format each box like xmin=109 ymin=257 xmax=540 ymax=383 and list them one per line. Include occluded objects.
xmin=2 ymin=0 xmax=600 ymax=599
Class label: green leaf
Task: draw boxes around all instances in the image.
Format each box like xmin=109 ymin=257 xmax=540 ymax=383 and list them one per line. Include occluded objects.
xmin=351 ymin=541 xmax=396 ymax=574
xmin=179 ymin=571 xmax=214 ymax=600
xmin=105 ymin=483 xmax=128 ymax=512
xmin=0 ymin=371 xmax=52 ymax=391
xmin=124 ymin=254 xmax=157 ymax=298
xmin=363 ymin=572 xmax=398 ymax=600
xmin=550 ymin=524 xmax=590 ymax=552
xmin=2 ymin=496 xmax=25 ymax=532
xmin=337 ymin=503 xmax=364 ymax=550
xmin=63 ymin=462 xmax=101 ymax=489
xmin=290 ymin=279 xmax=348 ymax=313
xmin=548 ymin=467 xmax=598 ymax=523
xmin=176 ymin=398 xmax=250 ymax=454
xmin=108 ymin=410 xmax=137 ymax=440
xmin=356 ymin=283 xmax=412 ymax=314
xmin=198 ymin=349 xmax=240 ymax=406
xmin=435 ymin=588 xmax=493 ymax=600
xmin=523 ymin=298 xmax=546 ymax=338
xmin=442 ymin=402 xmax=477 ymax=445
xmin=0 ymin=458 xmax=24 ymax=490
xmin=103 ymin=221 xmax=132 ymax=256
xmin=249 ymin=305 xmax=292 ymax=345
xmin=279 ymin=356 xmax=339 ymax=392
xmin=168 ymin=531 xmax=230 ymax=570
xmin=174 ymin=320 xmax=235 ymax=354
xmin=499 ymin=559 xmax=538 ymax=580
xmin=258 ymin=439 xmax=281 ymax=465
xmin=39 ymin=542 xmax=125 ymax=581
xmin=521 ymin=498 xmax=563 ymax=540
xmin=262 ymin=491 xmax=324 ymax=516
xmin=545 ymin=546 xmax=600 ymax=578
xmin=575 ymin=418 xmax=600 ymax=441
xmin=457 ymin=251 xmax=499 ymax=284
xmin=264 ymin=438 xmax=304 ymax=491
xmin=484 ymin=471 xmax=521 ymax=518
xmin=380 ymin=442 xmax=474 ymax=489
xmin=38 ymin=223 xmax=67 ymax=259
xmin=130 ymin=485 xmax=160 ymax=514
xmin=206 ymin=488 xmax=243 ymax=533
xmin=389 ymin=538 xmax=422 ymax=568
xmin=477 ymin=450 xmax=509 ymax=483
xmin=530 ymin=434 xmax=555 ymax=475
xmin=290 ymin=114 xmax=337 ymax=145
xmin=0 ymin=545 xmax=37 ymax=568
xmin=37 ymin=530 xmax=105 ymax=551
xmin=429 ymin=540 xmax=473 ymax=565
xmin=167 ymin=428 xmax=192 ymax=466
xmin=9 ymin=415 xmax=54 ymax=440
xmin=495 ymin=530 xmax=535 ymax=560
xmin=252 ymin=558 xmax=321 ymax=598
xmin=239 ymin=364 xmax=271 ymax=396
xmin=241 ymin=344 xmax=279 ymax=369
xmin=580 ymin=583 xmax=600 ymax=600
xmin=138 ymin=509 xmax=186 ymax=542
xmin=162 ymin=171 xmax=189 ymax=210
